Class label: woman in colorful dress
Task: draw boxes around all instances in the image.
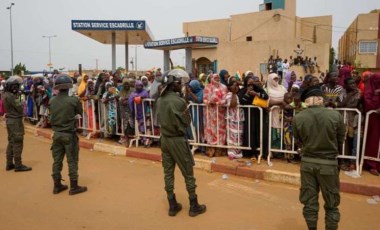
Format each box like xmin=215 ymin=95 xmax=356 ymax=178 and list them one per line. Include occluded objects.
xmin=203 ymin=74 xmax=228 ymax=157
xmin=128 ymin=80 xmax=150 ymax=147
xmin=102 ymin=82 xmax=119 ymax=137
xmin=225 ymin=81 xmax=244 ymax=159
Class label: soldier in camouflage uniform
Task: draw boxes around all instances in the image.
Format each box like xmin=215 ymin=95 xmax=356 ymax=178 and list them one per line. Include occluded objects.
xmin=49 ymin=74 xmax=87 ymax=195
xmin=3 ymin=76 xmax=32 ymax=172
xmin=292 ymin=85 xmax=345 ymax=230
xmin=156 ymin=70 xmax=206 ymax=217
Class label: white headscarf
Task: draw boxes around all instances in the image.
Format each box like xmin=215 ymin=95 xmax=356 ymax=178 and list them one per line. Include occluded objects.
xmin=266 ymin=73 xmax=287 ymax=103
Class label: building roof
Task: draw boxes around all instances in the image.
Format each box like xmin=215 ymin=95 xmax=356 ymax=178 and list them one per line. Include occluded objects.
xmin=71 ymin=20 xmax=154 ymax=45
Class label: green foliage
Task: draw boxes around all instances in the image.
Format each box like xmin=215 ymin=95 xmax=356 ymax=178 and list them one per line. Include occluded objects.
xmin=13 ymin=63 xmax=27 ymax=76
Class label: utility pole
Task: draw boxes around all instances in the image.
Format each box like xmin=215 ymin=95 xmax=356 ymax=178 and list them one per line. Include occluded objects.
xmin=6 ymin=3 xmax=15 ymax=75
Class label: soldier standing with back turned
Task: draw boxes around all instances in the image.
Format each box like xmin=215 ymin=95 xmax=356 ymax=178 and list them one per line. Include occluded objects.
xmin=49 ymin=74 xmax=87 ymax=195
xmin=292 ymin=86 xmax=345 ymax=230
xmin=156 ymin=70 xmax=206 ymax=217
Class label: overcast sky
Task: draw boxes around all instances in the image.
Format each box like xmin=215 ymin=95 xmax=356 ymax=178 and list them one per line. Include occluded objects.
xmin=0 ymin=0 xmax=379 ymax=72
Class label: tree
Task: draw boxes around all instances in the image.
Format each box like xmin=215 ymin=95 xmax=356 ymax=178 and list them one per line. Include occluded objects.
xmin=13 ymin=63 xmax=27 ymax=76
xmin=369 ymin=9 xmax=380 ymax=13
xmin=329 ymin=47 xmax=335 ymax=72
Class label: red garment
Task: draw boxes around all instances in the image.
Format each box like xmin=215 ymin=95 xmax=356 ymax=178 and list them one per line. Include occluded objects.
xmin=364 ymin=73 xmax=380 ymax=170
xmin=203 ymin=75 xmax=228 ymax=145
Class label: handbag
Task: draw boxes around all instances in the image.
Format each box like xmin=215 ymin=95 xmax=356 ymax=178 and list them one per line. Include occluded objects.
xmin=252 ymin=96 xmax=269 ymax=108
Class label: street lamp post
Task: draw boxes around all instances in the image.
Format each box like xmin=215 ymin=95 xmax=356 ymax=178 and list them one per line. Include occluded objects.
xmin=42 ymin=35 xmax=57 ymax=71
xmin=6 ymin=3 xmax=15 ymax=75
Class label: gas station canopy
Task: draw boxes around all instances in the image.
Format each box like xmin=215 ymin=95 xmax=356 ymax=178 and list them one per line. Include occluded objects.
xmin=71 ymin=20 xmax=154 ymax=45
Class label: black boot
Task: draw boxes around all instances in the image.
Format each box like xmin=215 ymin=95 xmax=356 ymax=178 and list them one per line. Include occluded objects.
xmin=14 ymin=165 xmax=32 ymax=172
xmin=6 ymin=164 xmax=15 ymax=171
xmin=69 ymin=180 xmax=87 ymax=195
xmin=189 ymin=195 xmax=206 ymax=217
xmin=168 ymin=194 xmax=182 ymax=216
xmin=53 ymin=179 xmax=68 ymax=194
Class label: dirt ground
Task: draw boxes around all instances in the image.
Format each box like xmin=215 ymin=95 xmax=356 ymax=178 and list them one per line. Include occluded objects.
xmin=1 ymin=127 xmax=380 ymax=230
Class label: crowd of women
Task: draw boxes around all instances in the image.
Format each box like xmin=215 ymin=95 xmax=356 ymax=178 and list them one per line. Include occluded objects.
xmin=0 ymin=66 xmax=379 ymax=176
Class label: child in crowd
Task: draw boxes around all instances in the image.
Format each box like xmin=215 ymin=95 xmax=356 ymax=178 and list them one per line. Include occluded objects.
xmin=225 ymin=81 xmax=244 ymax=160
xmin=290 ymin=94 xmax=307 ymax=114
xmin=282 ymin=93 xmax=295 ymax=163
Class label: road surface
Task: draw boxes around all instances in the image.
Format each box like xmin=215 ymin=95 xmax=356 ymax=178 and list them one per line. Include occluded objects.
xmin=0 ymin=126 xmax=379 ymax=230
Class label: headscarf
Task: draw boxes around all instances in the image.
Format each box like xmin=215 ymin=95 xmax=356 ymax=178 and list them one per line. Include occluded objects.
xmin=358 ymin=71 xmax=372 ymax=96
xmin=134 ymin=80 xmax=144 ymax=92
xmin=199 ymin=73 xmax=207 ymax=87
xmin=266 ymin=73 xmax=287 ymax=103
xmin=119 ymin=78 xmax=133 ymax=98
xmin=284 ymin=71 xmax=295 ymax=89
xmin=219 ymin=69 xmax=228 ymax=85
xmin=189 ymin=80 xmax=204 ymax=103
xmin=128 ymin=80 xmax=149 ymax=119
xmin=245 ymin=70 xmax=253 ymax=77
xmin=364 ymin=73 xmax=380 ymax=112
xmin=141 ymin=76 xmax=151 ymax=92
xmin=85 ymin=79 xmax=94 ymax=96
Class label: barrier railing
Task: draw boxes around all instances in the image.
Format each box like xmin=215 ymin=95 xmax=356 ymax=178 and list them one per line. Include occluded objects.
xmin=187 ymin=103 xmax=265 ymax=163
xmin=77 ymin=99 xmax=100 ymax=137
xmin=268 ymin=106 xmax=363 ymax=175
xmin=360 ymin=110 xmax=380 ymax=175
xmin=23 ymin=93 xmax=377 ymax=176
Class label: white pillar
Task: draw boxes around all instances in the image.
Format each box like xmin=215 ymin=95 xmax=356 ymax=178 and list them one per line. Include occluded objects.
xmin=163 ymin=50 xmax=170 ymax=72
xmin=185 ymin=48 xmax=192 ymax=75
xmin=111 ymin=32 xmax=116 ymax=72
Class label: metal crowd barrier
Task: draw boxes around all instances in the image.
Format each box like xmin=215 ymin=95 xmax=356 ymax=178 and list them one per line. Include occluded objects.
xmin=187 ymin=103 xmax=265 ymax=163
xmin=268 ymin=106 xmax=363 ymax=175
xmin=24 ymin=92 xmax=376 ymax=176
xmin=360 ymin=109 xmax=380 ymax=175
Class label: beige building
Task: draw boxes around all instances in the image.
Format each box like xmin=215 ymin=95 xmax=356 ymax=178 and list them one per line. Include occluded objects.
xmin=338 ymin=10 xmax=380 ymax=69
xmin=183 ymin=0 xmax=332 ymax=77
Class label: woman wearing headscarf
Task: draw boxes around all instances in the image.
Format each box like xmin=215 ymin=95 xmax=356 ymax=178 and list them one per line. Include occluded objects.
xmin=77 ymin=75 xmax=89 ymax=97
xmin=266 ymin=73 xmax=287 ymax=153
xmin=238 ymin=75 xmax=269 ymax=159
xmin=203 ymin=74 xmax=228 ymax=157
xmin=219 ymin=69 xmax=230 ymax=86
xmin=102 ymin=82 xmax=119 ymax=137
xmin=118 ymin=78 xmax=134 ymax=144
xmin=284 ymin=71 xmax=302 ymax=92
xmin=198 ymin=73 xmax=207 ymax=88
xmin=80 ymin=79 xmax=96 ymax=137
xmin=363 ymin=72 xmax=380 ymax=176
xmin=128 ymin=80 xmax=151 ymax=147
xmin=187 ymin=79 xmax=205 ymax=151
xmin=141 ymin=76 xmax=151 ymax=92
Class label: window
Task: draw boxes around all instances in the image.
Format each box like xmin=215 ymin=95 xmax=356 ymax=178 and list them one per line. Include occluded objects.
xmin=359 ymin=41 xmax=378 ymax=54
xmin=246 ymin=36 xmax=252 ymax=42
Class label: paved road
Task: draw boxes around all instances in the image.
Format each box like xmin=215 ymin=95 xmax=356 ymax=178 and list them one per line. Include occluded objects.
xmin=1 ymin=126 xmax=379 ymax=230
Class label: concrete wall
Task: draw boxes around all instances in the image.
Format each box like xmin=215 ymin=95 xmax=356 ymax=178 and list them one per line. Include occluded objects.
xmin=192 ymin=40 xmax=329 ymax=77
xmin=184 ymin=0 xmax=331 ymax=75
xmin=300 ymin=15 xmax=332 ymax=45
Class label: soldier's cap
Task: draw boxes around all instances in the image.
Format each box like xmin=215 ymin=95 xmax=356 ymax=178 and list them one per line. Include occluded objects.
xmin=300 ymin=85 xmax=323 ymax=102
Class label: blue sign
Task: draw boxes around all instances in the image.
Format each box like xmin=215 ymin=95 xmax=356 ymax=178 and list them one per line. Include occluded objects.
xmin=72 ymin=20 xmax=145 ymax=30
xmin=144 ymin=36 xmax=218 ymax=48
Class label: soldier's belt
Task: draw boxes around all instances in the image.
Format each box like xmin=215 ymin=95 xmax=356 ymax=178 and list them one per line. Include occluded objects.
xmin=301 ymin=156 xmax=338 ymax=165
